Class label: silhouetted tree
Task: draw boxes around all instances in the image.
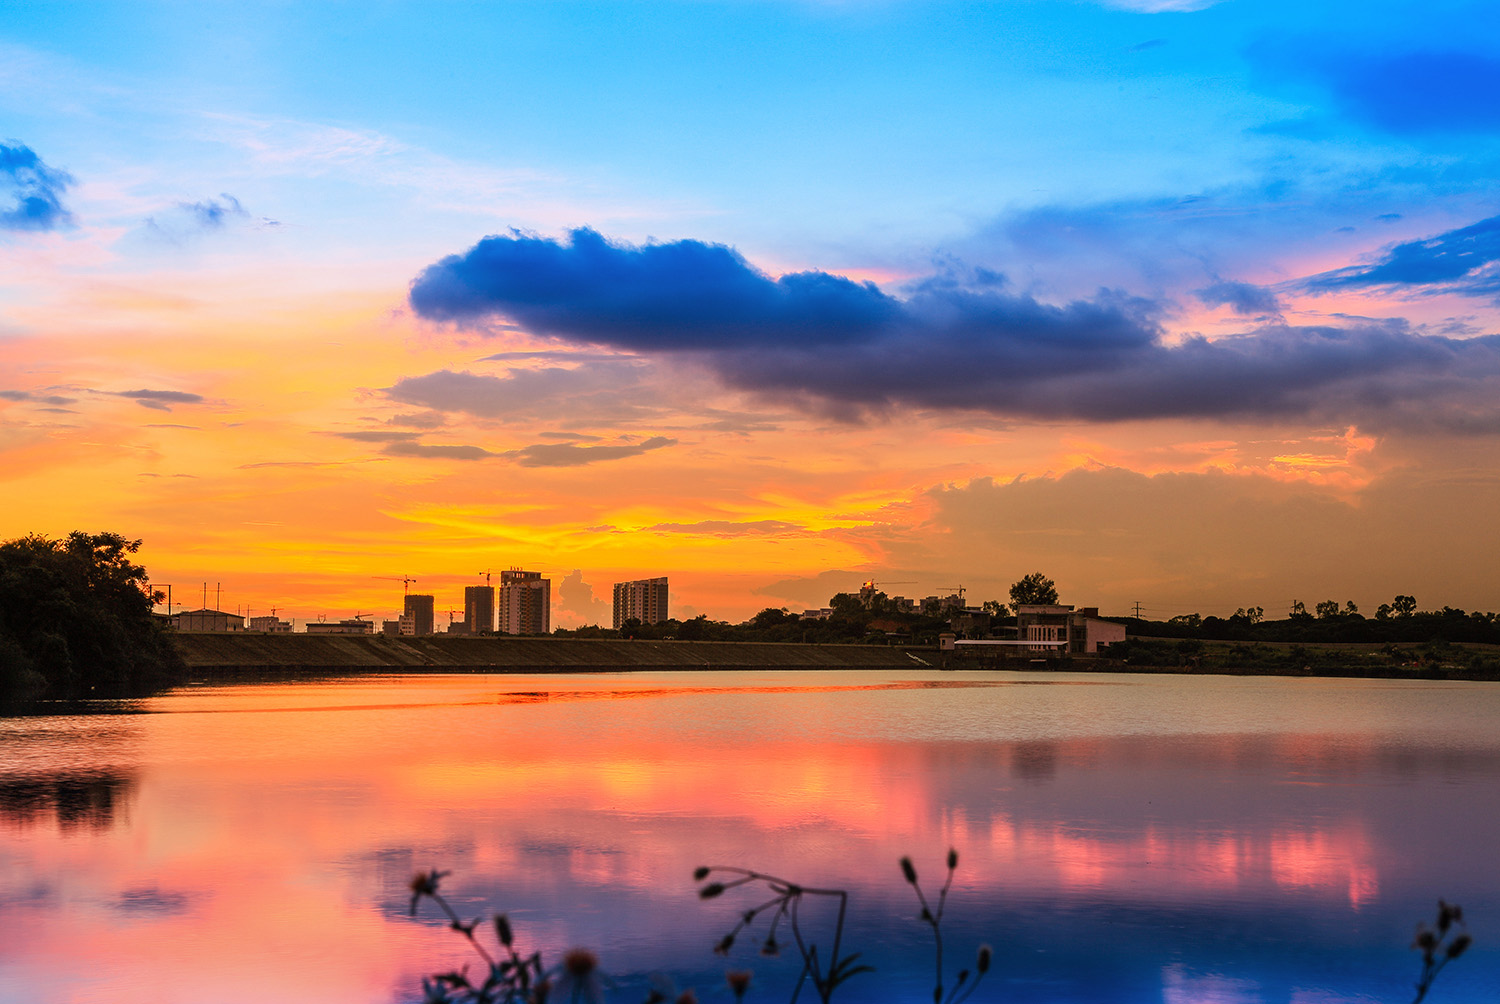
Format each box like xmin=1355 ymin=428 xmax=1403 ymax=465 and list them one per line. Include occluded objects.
xmin=0 ymin=532 xmax=185 ymax=701
xmin=1009 ymin=573 xmax=1058 ymax=607
xmin=1393 ymin=594 xmax=1418 ymax=617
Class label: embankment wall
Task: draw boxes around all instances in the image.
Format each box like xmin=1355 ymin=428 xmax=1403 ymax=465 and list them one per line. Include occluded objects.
xmin=172 ymin=633 xmax=924 ymax=677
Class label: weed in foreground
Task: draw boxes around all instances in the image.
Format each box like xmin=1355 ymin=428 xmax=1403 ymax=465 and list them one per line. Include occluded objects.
xmin=1411 ymin=900 xmax=1471 ymax=1004
xmin=409 ymin=865 xmax=1472 ymax=1004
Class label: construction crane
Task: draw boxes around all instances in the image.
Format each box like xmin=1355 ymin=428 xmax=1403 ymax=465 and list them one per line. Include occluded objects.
xmin=375 ymin=575 xmax=417 ymax=596
xmin=479 ymin=569 xmax=494 ymax=586
xmin=936 ymin=585 xmax=967 ymax=601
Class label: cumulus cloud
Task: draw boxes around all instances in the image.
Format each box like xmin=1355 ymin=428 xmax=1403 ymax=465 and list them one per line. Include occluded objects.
xmin=0 ymin=141 xmax=74 ymax=232
xmin=1304 ymin=214 xmax=1500 ymax=296
xmin=410 ymin=227 xmax=901 ymax=350
xmin=557 ymin=569 xmax=610 ymax=626
xmin=501 ymin=436 xmax=676 ymax=467
xmin=409 ymin=228 xmax=1500 ymax=431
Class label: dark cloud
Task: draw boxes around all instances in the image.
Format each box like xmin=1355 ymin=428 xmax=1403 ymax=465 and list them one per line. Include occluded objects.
xmin=410 ymin=227 xmax=901 ymax=350
xmin=1196 ymin=280 xmax=1283 ymax=317
xmin=1304 ymin=214 xmax=1500 ymax=295
xmin=382 ymin=441 xmax=496 ymax=461
xmin=1250 ymin=43 xmax=1500 ymax=136
xmin=408 ymin=227 xmax=1500 ymax=431
xmin=502 ymin=436 xmax=675 ymax=468
xmin=1129 ymin=38 xmax=1167 ymax=51
xmin=644 ymin=520 xmax=805 ymax=536
xmin=0 ymin=141 xmax=74 ymax=232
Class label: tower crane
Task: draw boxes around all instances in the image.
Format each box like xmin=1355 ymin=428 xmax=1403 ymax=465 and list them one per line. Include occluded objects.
xmin=861 ymin=579 xmax=917 ymax=593
xmin=375 ymin=575 xmax=418 ymax=596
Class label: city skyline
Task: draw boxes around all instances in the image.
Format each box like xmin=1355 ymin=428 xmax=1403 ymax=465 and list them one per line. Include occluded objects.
xmin=4 ymin=1 xmax=1500 ymax=624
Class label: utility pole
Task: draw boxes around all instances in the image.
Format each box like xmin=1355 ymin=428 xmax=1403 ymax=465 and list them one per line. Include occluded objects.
xmin=1132 ymin=600 xmax=1143 ymax=620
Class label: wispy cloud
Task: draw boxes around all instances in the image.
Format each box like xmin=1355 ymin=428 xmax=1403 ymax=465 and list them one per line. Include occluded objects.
xmin=644 ymin=519 xmax=805 ymax=536
xmin=383 ymin=361 xmax=655 ymax=424
xmin=1304 ymin=214 xmax=1500 ymax=296
xmin=1 ymin=389 xmax=77 ymax=406
xmin=108 ymin=389 xmax=205 ymax=413
xmin=382 ymin=441 xmax=496 ymax=460
xmin=501 ymin=436 xmax=676 ymax=467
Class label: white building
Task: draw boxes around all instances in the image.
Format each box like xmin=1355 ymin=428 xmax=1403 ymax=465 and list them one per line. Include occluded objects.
xmin=499 ymin=569 xmax=550 ymax=635
xmin=613 ymin=576 xmax=668 ymax=629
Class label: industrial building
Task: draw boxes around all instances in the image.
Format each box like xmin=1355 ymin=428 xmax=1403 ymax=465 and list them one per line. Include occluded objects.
xmin=498 ymin=569 xmax=550 ymax=635
xmin=613 ymin=576 xmax=668 ymax=629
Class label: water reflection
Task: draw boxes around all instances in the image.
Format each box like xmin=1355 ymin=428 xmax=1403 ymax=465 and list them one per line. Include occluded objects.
xmin=0 ymin=770 xmax=137 ymax=829
xmin=0 ymin=672 xmax=1496 ymax=1004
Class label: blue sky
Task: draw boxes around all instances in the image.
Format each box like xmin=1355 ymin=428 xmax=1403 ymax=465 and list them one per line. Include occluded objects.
xmin=4 ymin=0 xmax=1500 ymax=621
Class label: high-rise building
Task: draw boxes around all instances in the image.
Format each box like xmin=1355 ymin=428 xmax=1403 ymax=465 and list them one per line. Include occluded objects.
xmin=465 ymin=585 xmax=496 ymax=634
xmin=613 ymin=577 xmax=668 ymax=629
xmin=404 ymin=594 xmax=435 ymax=636
xmin=498 ymin=569 xmax=550 ymax=635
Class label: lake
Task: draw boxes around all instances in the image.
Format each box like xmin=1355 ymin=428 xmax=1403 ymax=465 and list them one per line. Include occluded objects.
xmin=1 ymin=670 xmax=1496 ymax=1004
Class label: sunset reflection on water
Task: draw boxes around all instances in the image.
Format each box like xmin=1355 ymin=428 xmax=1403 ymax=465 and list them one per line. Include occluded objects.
xmin=1 ymin=671 xmax=1497 ymax=1003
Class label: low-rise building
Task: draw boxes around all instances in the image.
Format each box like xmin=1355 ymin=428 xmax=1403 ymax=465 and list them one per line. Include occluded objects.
xmin=247 ymin=616 xmax=292 ymax=633
xmin=172 ymin=608 xmax=245 ymax=632
xmin=1015 ymin=604 xmax=1126 ymax=654
xmin=307 ymin=618 xmax=374 ymax=635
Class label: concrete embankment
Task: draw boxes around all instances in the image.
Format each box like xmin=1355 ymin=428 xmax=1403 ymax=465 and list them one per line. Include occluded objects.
xmin=172 ymin=633 xmax=926 ymax=678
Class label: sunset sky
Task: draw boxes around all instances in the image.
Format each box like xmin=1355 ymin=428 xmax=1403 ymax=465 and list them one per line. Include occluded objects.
xmin=3 ymin=0 xmax=1500 ymax=626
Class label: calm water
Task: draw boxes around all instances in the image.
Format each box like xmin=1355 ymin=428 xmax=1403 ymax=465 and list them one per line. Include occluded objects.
xmin=1 ymin=671 xmax=1497 ymax=1004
